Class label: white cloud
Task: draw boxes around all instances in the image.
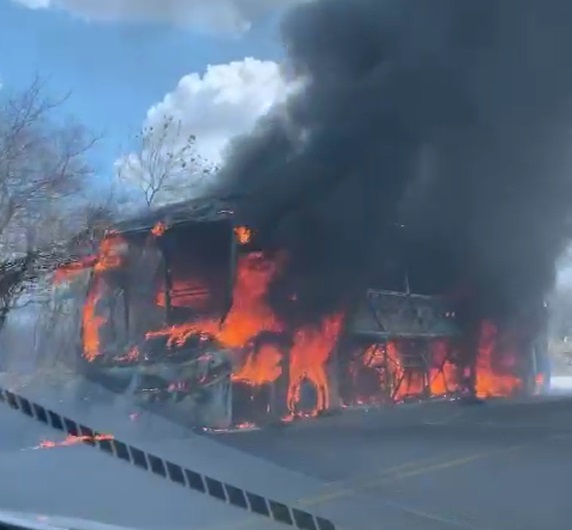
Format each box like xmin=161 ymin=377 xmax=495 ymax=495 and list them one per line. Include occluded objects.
xmin=145 ymin=58 xmax=292 ymax=162
xmin=116 ymin=57 xmax=296 ymax=205
xmin=12 ymin=0 xmax=300 ymax=34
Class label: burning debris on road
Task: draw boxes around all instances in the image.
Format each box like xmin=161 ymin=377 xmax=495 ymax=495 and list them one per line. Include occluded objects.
xmin=54 ymin=0 xmax=572 ymax=429
xmin=26 ymin=433 xmax=114 ymax=451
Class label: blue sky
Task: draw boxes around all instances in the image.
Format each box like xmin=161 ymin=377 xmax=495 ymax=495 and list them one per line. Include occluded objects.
xmin=0 ymin=0 xmax=285 ymax=180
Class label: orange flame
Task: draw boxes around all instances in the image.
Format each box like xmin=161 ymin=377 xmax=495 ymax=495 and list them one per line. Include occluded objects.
xmin=146 ymin=252 xmax=284 ymax=349
xmin=233 ymin=343 xmax=284 ymax=386
xmin=75 ymin=224 xmax=525 ymax=419
xmin=53 ymin=256 xmax=97 ymax=284
xmin=287 ymin=313 xmax=343 ymax=413
xmin=234 ymin=226 xmax=252 ymax=245
xmin=151 ymin=221 xmax=166 ymax=237
xmin=80 ymin=232 xmax=127 ymax=361
xmin=362 ymin=340 xmax=459 ymax=401
xmin=352 ymin=318 xmax=525 ymax=405
xmin=116 ymin=346 xmax=140 ymax=363
xmin=53 ymin=231 xmax=127 ymax=285
xmin=93 ymin=231 xmax=127 ymax=272
xmin=82 ymin=277 xmax=107 ymax=362
xmin=32 ymin=433 xmax=114 ymax=450
xmin=428 ymin=339 xmax=458 ymax=395
xmin=475 ymin=321 xmax=522 ymax=398
xmin=143 ymin=251 xmax=343 ymax=415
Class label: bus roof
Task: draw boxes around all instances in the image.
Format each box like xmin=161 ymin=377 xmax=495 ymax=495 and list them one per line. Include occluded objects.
xmin=111 ymin=194 xmax=245 ymax=236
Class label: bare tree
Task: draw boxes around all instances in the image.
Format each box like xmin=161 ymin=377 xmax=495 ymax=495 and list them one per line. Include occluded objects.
xmin=0 ymin=77 xmax=96 ymax=244
xmin=115 ymin=114 xmax=212 ymax=207
xmin=0 ymin=77 xmax=99 ymax=341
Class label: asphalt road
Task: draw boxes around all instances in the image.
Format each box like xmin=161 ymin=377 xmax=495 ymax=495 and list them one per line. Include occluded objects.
xmin=215 ymin=397 xmax=572 ymax=530
xmin=0 ymin=372 xmax=571 ymax=530
xmin=0 ymin=375 xmax=295 ymax=530
xmin=0 ymin=404 xmax=285 ymax=530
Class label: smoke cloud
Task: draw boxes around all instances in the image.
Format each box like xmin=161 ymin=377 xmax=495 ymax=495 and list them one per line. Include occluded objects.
xmin=214 ymin=0 xmax=572 ymax=328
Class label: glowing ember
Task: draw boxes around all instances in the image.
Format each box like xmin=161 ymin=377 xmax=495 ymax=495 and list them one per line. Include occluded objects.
xmin=234 ymin=226 xmax=252 ymax=245
xmin=151 ymin=221 xmax=167 ymax=237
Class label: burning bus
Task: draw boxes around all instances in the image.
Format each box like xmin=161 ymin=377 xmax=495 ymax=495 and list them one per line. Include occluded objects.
xmin=54 ymin=195 xmax=551 ymax=430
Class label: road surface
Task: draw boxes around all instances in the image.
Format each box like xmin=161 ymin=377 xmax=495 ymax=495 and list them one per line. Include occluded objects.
xmin=0 ymin=372 xmax=571 ymax=530
xmin=215 ymin=397 xmax=572 ymax=530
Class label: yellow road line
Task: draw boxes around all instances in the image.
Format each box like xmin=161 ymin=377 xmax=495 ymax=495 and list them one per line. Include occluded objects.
xmin=318 ymin=452 xmax=459 ymax=488
xmin=296 ymin=453 xmax=457 ymax=506
xmin=300 ymin=443 xmax=525 ymax=506
xmin=196 ymin=455 xmax=458 ymax=530
xmin=200 ymin=444 xmax=526 ymax=530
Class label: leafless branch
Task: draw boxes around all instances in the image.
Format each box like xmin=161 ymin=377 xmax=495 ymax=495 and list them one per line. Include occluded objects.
xmin=0 ymin=77 xmax=99 ymax=247
xmin=116 ymin=114 xmax=211 ymax=207
xmin=0 ymin=76 xmax=101 ymax=335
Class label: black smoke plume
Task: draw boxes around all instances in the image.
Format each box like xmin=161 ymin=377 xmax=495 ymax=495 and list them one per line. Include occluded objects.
xmin=214 ymin=0 xmax=572 ymax=332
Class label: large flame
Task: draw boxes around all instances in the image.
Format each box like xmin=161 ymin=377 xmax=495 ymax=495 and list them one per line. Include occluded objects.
xmin=144 ymin=250 xmax=343 ymax=414
xmin=82 ymin=276 xmax=106 ymax=362
xmin=356 ymin=340 xmax=460 ymax=403
xmin=85 ymin=232 xmax=126 ymax=361
xmin=146 ymin=251 xmax=284 ymax=350
xmin=58 ymin=231 xmax=128 ymax=362
xmin=475 ymin=321 xmax=522 ymax=398
xmin=287 ymin=313 xmax=343 ymax=413
xmin=353 ymin=323 xmax=522 ymax=404
xmin=55 ymin=223 xmax=528 ymax=421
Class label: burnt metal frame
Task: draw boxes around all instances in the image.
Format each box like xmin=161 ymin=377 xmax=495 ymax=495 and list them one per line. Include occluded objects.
xmin=84 ymin=217 xmax=236 ymax=332
xmin=357 ymin=341 xmax=397 ymax=403
xmin=346 ymin=288 xmax=459 ymax=403
xmin=428 ymin=339 xmax=455 ymax=395
xmin=389 ymin=339 xmax=431 ymax=400
xmin=353 ymin=339 xmax=433 ymax=402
